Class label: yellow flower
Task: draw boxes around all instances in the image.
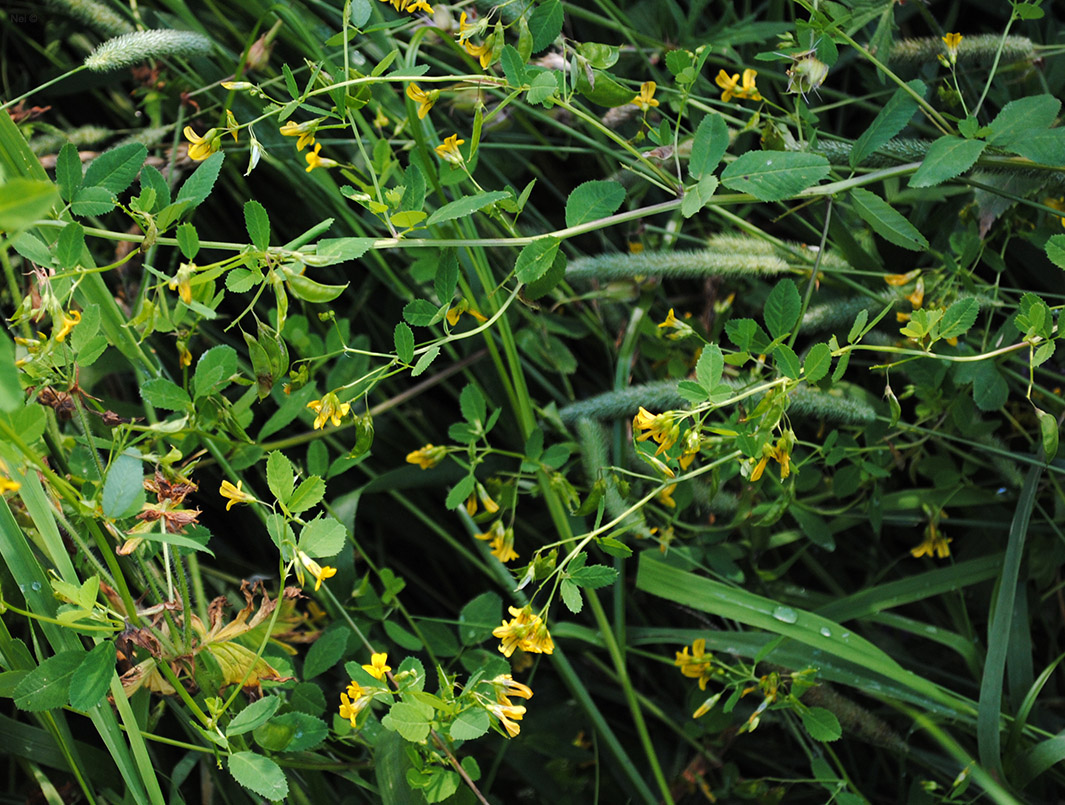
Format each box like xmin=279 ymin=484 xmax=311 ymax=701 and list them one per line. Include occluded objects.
xmin=656 ymin=484 xmax=677 ymax=509
xmin=305 ymin=142 xmax=338 ymax=173
xmin=485 ymin=699 xmax=526 ymax=737
xmin=942 ymin=32 xmax=963 ymax=64
xmin=297 ymin=549 xmax=337 ymax=591
xmin=406 ymin=443 xmax=446 ymax=469
xmin=475 ymin=519 xmax=517 ymax=562
xmin=0 ymin=469 xmax=20 ymax=494
xmin=168 ymin=263 xmax=195 ymax=305
xmin=224 ymin=109 xmax=240 ymax=142
xmin=434 ymin=134 xmax=466 ymax=164
xmin=657 ymin=308 xmax=694 ymax=340
xmin=219 ymin=479 xmax=255 ymax=511
xmin=678 ymin=430 xmax=701 ymax=471
xmin=183 ymin=126 xmax=220 ymax=161
xmin=490 ymin=673 xmax=533 ymax=704
xmin=883 ymin=269 xmax=921 ymax=286
xmin=446 ymin=299 xmax=488 ymax=326
xmin=54 ymin=309 xmax=81 ymax=342
xmin=339 ymin=682 xmax=372 ymax=727
xmin=631 ymin=81 xmax=660 ymax=111
xmin=492 ymin=605 xmax=554 ymax=658
xmin=632 ymin=407 xmax=679 ymax=455
xmin=279 ymin=120 xmax=317 ymax=152
xmin=462 ymin=39 xmax=493 ymax=69
xmin=715 ymin=70 xmax=741 ymax=102
xmin=738 ymin=69 xmax=762 ymax=101
xmin=476 ymin=483 xmax=500 ymax=514
xmin=911 ymin=524 xmax=952 ymax=559
xmin=674 ymin=638 xmax=715 ymax=690
xmin=405 ymin=0 xmax=434 ymax=13
xmin=750 ymin=453 xmax=770 ymax=482
xmin=307 ymin=392 xmax=351 ymax=429
xmin=361 ymin=652 xmax=391 ymax=680
xmin=405 ymin=83 xmax=437 ymax=120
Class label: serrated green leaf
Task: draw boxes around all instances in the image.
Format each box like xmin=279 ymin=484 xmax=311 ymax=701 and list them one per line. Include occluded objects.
xmin=565 ymin=180 xmax=625 ymax=228
xmin=802 ymin=707 xmax=842 ymax=741
xmin=266 ymin=451 xmax=295 ymax=505
xmin=1003 ymin=127 xmax=1065 ymax=166
xmin=70 ymin=185 xmax=114 ymax=217
xmin=721 ymin=152 xmax=830 ymax=202
xmin=140 ymin=378 xmax=191 ymax=411
xmin=55 ymin=222 xmax=85 ymax=270
xmin=288 ymin=476 xmax=326 ymax=514
xmin=394 ymin=322 xmax=415 ymax=364
xmin=426 ymin=191 xmax=508 ymax=228
xmin=460 ymin=383 xmax=487 ymax=428
xmin=939 ymin=297 xmax=979 ymax=339
xmin=515 ymin=236 xmax=561 ymax=284
xmin=176 ymin=151 xmax=223 ymax=209
xmin=1046 ymin=235 xmax=1065 ymax=269
xmin=386 ymin=701 xmax=432 ymax=742
xmin=403 ymin=299 xmax=441 ymax=326
xmin=303 ymin=627 xmax=349 ymax=678
xmin=13 ymin=650 xmax=83 ymax=711
xmin=176 ymin=222 xmax=199 ymax=260
xmin=311 ymin=237 xmax=374 ymax=266
xmin=299 ymin=515 xmax=346 ymax=557
xmin=412 ymin=345 xmax=439 ymax=377
xmin=848 ymin=309 xmax=869 ymax=344
xmin=55 ymin=143 xmax=83 ymax=202
xmin=849 ymin=187 xmax=928 ymax=251
xmin=227 ymin=752 xmax=288 ymax=800
xmin=139 ymin=163 xmax=169 ymax=210
xmin=450 ymin=708 xmax=490 ymax=740
xmin=500 ymin=44 xmax=527 ymax=87
xmin=569 ymin=564 xmax=618 ymax=589
xmin=68 ymin=643 xmax=116 ymax=711
xmin=527 ymin=70 xmax=559 ymax=106
xmin=972 ymin=362 xmax=1008 ymax=412
xmin=83 ymin=143 xmax=146 ymax=194
xmin=695 ymin=344 xmax=724 ymax=390
xmin=909 ymin=136 xmax=985 ymax=188
xmin=528 ymin=0 xmax=563 ymax=53
xmin=803 ymin=343 xmax=832 ymax=383
xmin=244 ymin=199 xmax=270 ymax=250
xmin=226 ymin=694 xmax=281 ymax=737
xmin=850 ymin=82 xmax=923 ymax=168
xmin=560 ymin=579 xmax=583 ymax=613
xmin=988 ymin=95 xmax=1060 ymax=146
xmin=774 ymin=344 xmax=801 ymax=379
xmin=689 ymin=114 xmax=729 ymax=179
xmin=445 ymin=475 xmax=476 ymax=510
xmin=102 ymin=453 xmax=143 ymax=519
xmin=193 ymin=345 xmax=238 ymax=399
xmin=681 ymin=174 xmax=718 ymax=218
xmin=764 ymin=279 xmax=801 ymax=340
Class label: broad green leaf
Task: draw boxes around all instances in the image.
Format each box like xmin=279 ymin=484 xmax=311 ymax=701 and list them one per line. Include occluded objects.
xmin=988 ymin=95 xmax=1060 ymax=146
xmin=426 ymin=191 xmax=508 ymax=228
xmin=460 ymin=383 xmax=487 ymax=428
xmin=1036 ymin=407 xmax=1059 ymax=460
xmin=528 ymin=0 xmax=563 ymax=53
xmin=226 ymin=694 xmax=281 ymax=737
xmin=68 ymin=642 xmax=116 ymax=711
xmin=450 ymin=708 xmax=489 ymax=740
xmin=102 ymin=453 xmax=143 ymax=519
xmin=299 ymin=515 xmax=346 ymax=557
xmin=55 ymin=143 xmax=83 ymax=202
xmin=385 ymin=701 xmax=433 ymax=743
xmin=0 ymin=178 xmax=59 ymax=231
xmin=193 ymin=344 xmax=238 ymax=399
xmin=266 ymin=451 xmax=295 ymax=504
xmin=244 ymin=199 xmax=270 ymax=250
xmin=569 ymin=564 xmax=617 ymax=589
xmin=850 ymin=81 xmax=924 ymax=168
xmin=774 ymin=344 xmax=801 ymax=379
xmin=311 ymin=237 xmax=374 ymax=266
xmin=526 ymin=71 xmax=559 ymax=106
xmin=394 ymin=322 xmax=415 ymax=364
xmin=500 ymin=44 xmax=527 ymax=87
xmin=1046 ymin=234 xmax=1065 ymax=269
xmin=848 ymin=309 xmax=869 ymax=344
xmin=83 ymin=143 xmax=146 ymax=194
xmin=1003 ymin=127 xmax=1065 ymax=166
xmin=71 ymin=185 xmax=115 ymax=216
xmin=523 ymin=251 xmax=566 ymax=299
xmin=288 ymin=476 xmax=326 ymax=514
xmin=270 ymin=712 xmax=327 ymax=751
xmin=139 ymin=164 xmax=170 ymax=211
xmin=764 ymin=279 xmax=801 ymax=340
xmin=515 ymin=236 xmax=561 ymax=284
xmin=720 ymin=152 xmax=830 ymax=202
xmin=176 ymin=151 xmax=223 ymax=208
xmin=403 ymin=299 xmax=442 ymax=326
xmin=565 ymin=180 xmax=625 ymax=228
xmin=849 ymin=187 xmax=928 ymax=251
xmin=55 ymin=222 xmax=86 ymax=270
xmin=801 ymin=707 xmax=842 ymax=742
xmin=13 ymin=650 xmax=83 ymax=711
xmin=303 ymin=627 xmax=349 ymax=679
xmin=561 ymin=579 xmax=583 ymax=613
xmin=972 ymin=362 xmax=1008 ymax=412
xmin=681 ymin=175 xmax=718 ymax=218
xmin=227 ymin=751 xmax=288 ymax=800
xmin=140 ymin=378 xmax=191 ymax=411
xmin=458 ymin=592 xmax=502 ymax=645
xmin=176 ymin=222 xmax=199 ymax=260
xmin=445 ymin=475 xmax=476 ymax=511
xmin=909 ymin=136 xmax=985 ymax=188
xmin=390 ymin=210 xmax=426 ymax=229
xmin=434 ymin=251 xmax=459 ymax=302
xmin=411 ymin=345 xmax=439 ymax=377
xmin=689 ymin=114 xmax=729 ymax=179
xmin=803 ymin=343 xmax=832 ymax=383
xmin=695 ymin=344 xmax=724 ymax=390
xmin=938 ymin=297 xmax=979 ymax=339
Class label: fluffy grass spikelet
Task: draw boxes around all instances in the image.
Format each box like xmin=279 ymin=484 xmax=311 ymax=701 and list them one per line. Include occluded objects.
xmin=566 ymin=237 xmax=793 ymax=283
xmin=85 ymin=29 xmax=213 ymax=72
xmin=889 ymin=35 xmax=1034 ymax=68
xmin=48 ymin=0 xmax=133 ymax=35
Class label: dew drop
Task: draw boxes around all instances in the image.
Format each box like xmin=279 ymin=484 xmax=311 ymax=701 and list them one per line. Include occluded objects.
xmin=841 ymin=631 xmax=851 ymax=639
xmin=18 ymin=584 xmax=26 ymax=593
xmin=772 ymin=606 xmax=798 ymax=624
xmin=30 ymin=581 xmax=42 ymax=591
xmin=819 ymin=627 xmax=831 ymax=638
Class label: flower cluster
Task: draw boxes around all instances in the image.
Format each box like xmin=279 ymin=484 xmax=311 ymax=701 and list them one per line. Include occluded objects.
xmin=475 ymin=519 xmax=518 ymax=563
xmin=458 ymin=12 xmax=492 ymax=69
xmin=715 ymin=68 xmax=761 ymax=103
xmin=750 ymin=431 xmax=794 ymax=481
xmin=633 ymin=407 xmax=679 ymax=456
xmin=911 ymin=519 xmax=951 ymax=559
xmin=338 ymin=680 xmax=374 ymax=727
xmin=483 ymin=674 xmax=533 ymax=738
xmin=307 ymin=392 xmax=350 ymax=429
xmin=379 ymin=0 xmax=433 ymax=15
xmin=492 ymin=605 xmax=554 ymax=657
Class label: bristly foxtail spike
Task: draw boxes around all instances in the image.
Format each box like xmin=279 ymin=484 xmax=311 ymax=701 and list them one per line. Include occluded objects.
xmin=84 ymin=29 xmax=213 ymax=72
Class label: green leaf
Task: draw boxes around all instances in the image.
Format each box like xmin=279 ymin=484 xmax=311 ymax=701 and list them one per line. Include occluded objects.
xmin=803 ymin=343 xmax=832 ymax=383
xmin=500 ymin=44 xmax=527 ymax=87
xmin=426 ymin=191 xmax=508 ymax=228
xmin=849 ymin=187 xmax=928 ymax=251
xmin=385 ymin=701 xmax=433 ymax=742
xmin=689 ymin=114 xmax=729 ymax=179
xmin=0 ymin=330 xmax=22 ymax=412
xmin=0 ymin=179 xmax=58 ymax=231
xmin=460 ymin=383 xmax=487 ymax=428
xmin=244 ymin=200 xmax=270 ymax=250
xmin=68 ymin=643 xmax=116 ymax=711
xmin=458 ymin=592 xmax=502 ymax=645
xmin=1046 ymin=235 xmax=1065 ymax=269
xmin=193 ymin=344 xmax=238 ymax=399
xmin=303 ymin=627 xmax=349 ymax=679
xmin=774 ymin=344 xmax=801 ymax=379
xmin=266 ymin=451 xmax=295 ymax=505
xmin=972 ymin=362 xmax=1008 ymax=412
xmin=515 ymin=237 xmax=561 ymax=284
xmin=528 ymin=0 xmax=563 ymax=53
xmin=55 ymin=143 xmax=83 ymax=202
xmin=226 ymin=694 xmax=282 ymax=737
xmin=311 ymin=237 xmax=374 ymax=266
xmin=720 ymin=152 xmax=830 ymax=202
xmin=801 ymin=707 xmax=842 ymax=742
xmin=681 ymin=174 xmax=718 ymax=219
xmin=70 ymin=186 xmax=114 ymax=217
xmin=764 ymin=279 xmax=801 ymax=340
xmin=938 ymin=297 xmax=979 ymax=339
xmin=850 ymin=82 xmax=924 ymax=168
xmin=102 ymin=453 xmax=143 ymax=519
xmin=394 ymin=322 xmax=415 ymax=364
xmin=176 ymin=151 xmax=223 ymax=209
xmin=1036 ymin=407 xmax=1059 ymax=460
xmin=411 ymin=345 xmax=439 ymax=377
xmin=565 ymin=180 xmax=625 ymax=228
xmin=83 ymin=143 xmax=146 ymax=194
xmin=523 ymin=251 xmax=566 ymax=299
xmin=908 ymin=136 xmax=985 ymax=188
xmin=445 ymin=475 xmax=476 ymax=511
xmin=14 ymin=650 xmax=83 ymax=711
xmin=848 ymin=309 xmax=869 ymax=344
xmin=176 ymin=222 xmax=199 ymax=261
xmin=434 ymin=251 xmax=459 ymax=303
xmin=140 ymin=378 xmax=191 ymax=411
xmin=450 ymin=708 xmax=489 ymax=740
xmin=271 ymin=712 xmax=327 ymax=751
xmin=575 ymin=68 xmax=636 ymax=107
xmin=403 ymin=299 xmax=443 ymax=327
xmin=988 ymin=95 xmax=1060 ymax=146
xmin=569 ymin=564 xmax=618 ymax=589
xmin=560 ymin=579 xmax=583 ymax=613
xmin=526 ymin=71 xmax=559 ymax=106
xmin=55 ymin=222 xmax=85 ymax=270
xmin=288 ymin=476 xmax=326 ymax=514
xmin=139 ymin=164 xmax=170 ymax=211
xmin=1002 ymin=128 xmax=1065 ymax=165
xmin=695 ymin=343 xmax=724 ymax=390
xmin=299 ymin=515 xmax=346 ymax=558
xmin=227 ymin=751 xmax=288 ymax=801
